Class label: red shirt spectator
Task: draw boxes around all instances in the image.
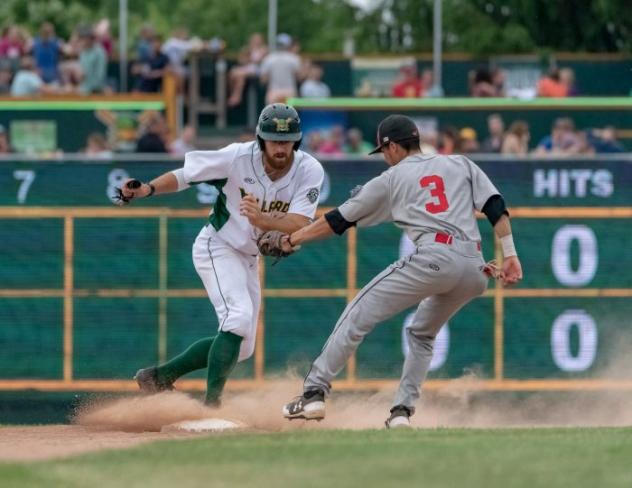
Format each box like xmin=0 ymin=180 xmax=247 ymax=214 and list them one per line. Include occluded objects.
xmin=391 ymin=64 xmax=424 ymax=98
xmin=0 ymin=26 xmax=29 ymax=59
xmin=537 ymin=69 xmax=568 ymax=97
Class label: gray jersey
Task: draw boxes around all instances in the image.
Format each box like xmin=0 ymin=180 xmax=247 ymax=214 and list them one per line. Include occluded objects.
xmin=338 ymin=153 xmax=500 ymax=243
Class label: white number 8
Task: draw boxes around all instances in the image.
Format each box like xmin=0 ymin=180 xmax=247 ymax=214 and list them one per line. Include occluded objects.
xmin=107 ymin=168 xmax=130 ymax=202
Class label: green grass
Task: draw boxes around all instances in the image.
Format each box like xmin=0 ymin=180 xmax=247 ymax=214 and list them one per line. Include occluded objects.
xmin=2 ymin=428 xmax=632 ymax=488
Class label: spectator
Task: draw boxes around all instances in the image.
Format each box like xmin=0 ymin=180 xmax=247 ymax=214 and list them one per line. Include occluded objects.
xmin=299 ymin=63 xmax=330 ymax=98
xmin=421 ymin=68 xmax=444 ymax=98
xmin=344 ymin=128 xmax=373 ymax=155
xmin=31 ymin=22 xmax=63 ymax=83
xmin=480 ymin=113 xmax=505 ymax=153
xmin=0 ymin=62 xmax=12 ymax=94
xmin=162 ymin=28 xmax=203 ymax=92
xmin=84 ymin=132 xmax=113 ymax=158
xmin=420 ymin=128 xmax=439 ymax=154
xmin=586 ymin=126 xmax=624 ymax=153
xmin=491 ymin=68 xmax=506 ymax=97
xmin=136 ymin=114 xmax=168 ymax=153
xmin=306 ymin=130 xmax=324 ymax=154
xmin=170 ymin=124 xmax=197 ymax=156
xmin=10 ymin=56 xmax=46 ymax=96
xmin=58 ymin=30 xmax=82 ymax=91
xmin=0 ymin=26 xmax=30 ymax=68
xmin=133 ymin=35 xmax=170 ymax=93
xmin=537 ymin=68 xmax=568 ymax=97
xmin=470 ymin=67 xmax=502 ymax=97
xmin=457 ymin=127 xmax=480 ymax=154
xmin=575 ymin=131 xmax=595 ymax=155
xmin=317 ymin=125 xmax=345 ymax=155
xmin=560 ymin=67 xmax=578 ymax=96
xmin=94 ymin=19 xmax=113 ymax=58
xmin=227 ymin=33 xmax=268 ymax=107
xmin=438 ymin=127 xmax=458 ymax=154
xmin=391 ymin=62 xmax=423 ymax=98
xmin=136 ymin=24 xmax=155 ymax=63
xmin=534 ymin=117 xmax=582 ymax=155
xmin=0 ymin=124 xmax=10 ymax=154
xmin=77 ymin=27 xmax=107 ymax=94
xmin=501 ymin=121 xmax=530 ymax=155
xmin=260 ymin=33 xmax=302 ymax=104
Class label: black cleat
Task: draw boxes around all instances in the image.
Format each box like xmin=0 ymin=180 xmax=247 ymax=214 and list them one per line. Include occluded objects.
xmin=282 ymin=389 xmax=326 ymax=420
xmin=134 ymin=367 xmax=174 ymax=393
xmin=385 ymin=405 xmax=413 ymax=429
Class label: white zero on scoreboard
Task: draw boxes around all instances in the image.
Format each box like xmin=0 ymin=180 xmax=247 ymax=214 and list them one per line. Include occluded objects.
xmin=550 ymin=309 xmax=598 ymax=372
xmin=551 ymin=225 xmax=598 ymax=287
xmin=402 ymin=313 xmax=450 ymax=371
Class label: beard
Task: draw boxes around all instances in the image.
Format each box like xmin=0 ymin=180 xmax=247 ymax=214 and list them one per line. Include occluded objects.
xmin=264 ymin=150 xmax=293 ymax=171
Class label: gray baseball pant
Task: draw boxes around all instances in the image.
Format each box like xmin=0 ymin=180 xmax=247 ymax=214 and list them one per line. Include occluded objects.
xmin=304 ymin=236 xmax=488 ymax=410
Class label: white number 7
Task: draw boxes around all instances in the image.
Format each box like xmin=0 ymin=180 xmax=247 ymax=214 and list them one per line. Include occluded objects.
xmin=13 ymin=170 xmax=36 ymax=204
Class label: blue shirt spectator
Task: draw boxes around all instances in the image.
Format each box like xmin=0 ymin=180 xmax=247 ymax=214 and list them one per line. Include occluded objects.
xmin=32 ymin=22 xmax=62 ymax=83
xmin=134 ymin=36 xmax=170 ymax=93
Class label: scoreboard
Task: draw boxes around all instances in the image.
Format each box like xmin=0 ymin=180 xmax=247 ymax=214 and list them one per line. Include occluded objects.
xmin=0 ymin=156 xmax=631 ymax=391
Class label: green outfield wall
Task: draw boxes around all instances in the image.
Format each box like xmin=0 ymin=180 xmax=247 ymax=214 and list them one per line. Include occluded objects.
xmin=0 ymin=156 xmax=631 ymax=391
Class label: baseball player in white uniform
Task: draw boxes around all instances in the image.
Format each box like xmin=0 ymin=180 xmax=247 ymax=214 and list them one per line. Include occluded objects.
xmin=115 ymin=104 xmax=324 ymax=406
xmin=276 ymin=114 xmax=523 ymax=428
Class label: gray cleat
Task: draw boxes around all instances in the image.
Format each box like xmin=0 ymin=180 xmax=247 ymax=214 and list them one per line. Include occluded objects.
xmin=134 ymin=367 xmax=174 ymax=393
xmin=283 ymin=389 xmax=325 ymax=420
xmin=385 ymin=405 xmax=413 ymax=429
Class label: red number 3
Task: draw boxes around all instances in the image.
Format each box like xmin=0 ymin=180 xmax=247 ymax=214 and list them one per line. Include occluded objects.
xmin=420 ymin=175 xmax=449 ymax=213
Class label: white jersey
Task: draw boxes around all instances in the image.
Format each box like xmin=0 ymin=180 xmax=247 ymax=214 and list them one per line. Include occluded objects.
xmin=182 ymin=141 xmax=324 ymax=255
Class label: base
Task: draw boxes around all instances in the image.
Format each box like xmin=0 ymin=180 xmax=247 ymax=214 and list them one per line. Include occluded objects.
xmin=161 ymin=418 xmax=245 ymax=433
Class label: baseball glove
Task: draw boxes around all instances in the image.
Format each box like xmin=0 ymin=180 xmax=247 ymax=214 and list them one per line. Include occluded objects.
xmin=257 ymin=230 xmax=293 ymax=260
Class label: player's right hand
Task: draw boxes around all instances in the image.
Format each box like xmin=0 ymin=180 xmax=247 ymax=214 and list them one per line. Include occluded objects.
xmin=113 ymin=178 xmax=148 ymax=206
xmin=500 ymin=256 xmax=523 ymax=286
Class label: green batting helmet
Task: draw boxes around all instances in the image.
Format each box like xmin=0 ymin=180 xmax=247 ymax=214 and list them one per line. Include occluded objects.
xmin=256 ymin=104 xmax=302 ymax=150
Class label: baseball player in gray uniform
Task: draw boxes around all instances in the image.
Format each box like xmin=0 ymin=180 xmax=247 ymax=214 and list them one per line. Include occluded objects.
xmin=276 ymin=114 xmax=523 ymax=428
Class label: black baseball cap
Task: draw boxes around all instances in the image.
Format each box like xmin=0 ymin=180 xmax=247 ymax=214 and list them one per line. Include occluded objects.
xmin=368 ymin=114 xmax=420 ymax=155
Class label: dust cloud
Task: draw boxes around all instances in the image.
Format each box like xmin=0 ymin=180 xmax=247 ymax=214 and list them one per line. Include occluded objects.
xmin=74 ymin=375 xmax=632 ymax=433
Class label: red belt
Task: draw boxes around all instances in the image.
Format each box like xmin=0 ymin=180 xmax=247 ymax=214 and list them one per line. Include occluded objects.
xmin=434 ymin=233 xmax=481 ymax=251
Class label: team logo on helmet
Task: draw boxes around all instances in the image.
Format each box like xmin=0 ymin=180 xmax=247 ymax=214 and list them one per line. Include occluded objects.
xmin=307 ymin=188 xmax=320 ymax=204
xmin=273 ymin=117 xmax=292 ymax=132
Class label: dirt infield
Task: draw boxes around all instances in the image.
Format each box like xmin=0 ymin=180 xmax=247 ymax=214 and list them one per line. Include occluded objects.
xmin=3 ymin=380 xmax=632 ymax=462
xmin=0 ymin=425 xmax=199 ymax=462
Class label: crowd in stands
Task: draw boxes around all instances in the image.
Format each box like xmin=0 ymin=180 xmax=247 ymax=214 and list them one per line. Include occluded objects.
xmin=228 ymin=32 xmax=331 ymax=105
xmin=0 ymin=19 xmax=615 ymax=102
xmin=423 ymin=115 xmax=624 ymax=155
xmin=0 ymin=21 xmax=112 ymax=95
xmin=304 ymin=114 xmax=624 ymax=159
xmin=0 ymin=22 xmax=628 ymax=156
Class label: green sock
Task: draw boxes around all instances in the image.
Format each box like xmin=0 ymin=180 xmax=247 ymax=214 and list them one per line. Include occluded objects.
xmin=205 ymin=331 xmax=243 ymax=406
xmin=155 ymin=336 xmax=215 ymax=384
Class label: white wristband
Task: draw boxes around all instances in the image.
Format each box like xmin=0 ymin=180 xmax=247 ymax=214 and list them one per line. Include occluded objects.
xmin=500 ymin=234 xmax=517 ymax=258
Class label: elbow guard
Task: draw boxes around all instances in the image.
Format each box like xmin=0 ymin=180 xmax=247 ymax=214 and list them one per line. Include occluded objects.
xmin=324 ymin=208 xmax=356 ymax=235
xmin=482 ymin=194 xmax=509 ymax=226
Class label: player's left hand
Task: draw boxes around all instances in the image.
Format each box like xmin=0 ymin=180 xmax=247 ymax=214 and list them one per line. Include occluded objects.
xmin=500 ymin=256 xmax=523 ymax=286
xmin=240 ymin=194 xmax=264 ymax=227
